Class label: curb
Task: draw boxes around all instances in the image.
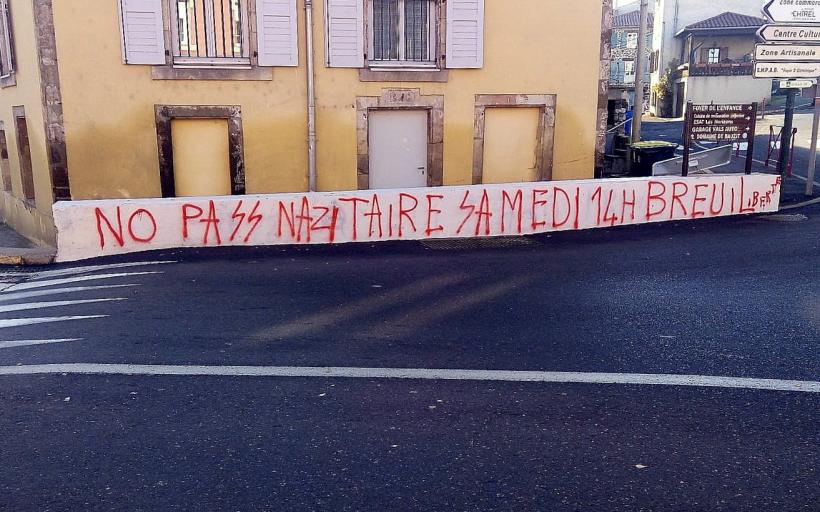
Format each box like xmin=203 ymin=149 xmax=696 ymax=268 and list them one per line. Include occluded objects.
xmin=0 ymin=247 xmax=56 ymax=266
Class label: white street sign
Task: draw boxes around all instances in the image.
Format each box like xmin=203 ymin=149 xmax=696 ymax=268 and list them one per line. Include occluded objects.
xmin=764 ymin=0 xmax=820 ymax=23
xmin=755 ymin=61 xmax=820 ymax=78
xmin=780 ymin=79 xmax=816 ymax=88
xmin=758 ymin=24 xmax=820 ymax=42
xmin=755 ymin=43 xmax=820 ymax=61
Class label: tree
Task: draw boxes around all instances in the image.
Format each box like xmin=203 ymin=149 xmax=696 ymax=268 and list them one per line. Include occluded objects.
xmin=651 ymin=60 xmax=679 ymax=118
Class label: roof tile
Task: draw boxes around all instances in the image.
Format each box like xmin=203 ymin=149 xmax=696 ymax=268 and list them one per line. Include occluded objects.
xmin=614 ymin=10 xmax=654 ymax=28
xmin=683 ymin=12 xmax=766 ymax=31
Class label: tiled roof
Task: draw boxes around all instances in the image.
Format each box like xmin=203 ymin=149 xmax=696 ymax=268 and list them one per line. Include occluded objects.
xmin=683 ymin=12 xmax=766 ymax=31
xmin=614 ymin=10 xmax=654 ymax=28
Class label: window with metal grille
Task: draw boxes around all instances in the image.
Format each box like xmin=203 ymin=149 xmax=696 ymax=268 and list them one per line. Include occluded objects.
xmin=707 ymin=48 xmax=720 ymax=64
xmin=368 ymin=0 xmax=437 ymax=66
xmin=171 ymin=0 xmax=250 ymax=65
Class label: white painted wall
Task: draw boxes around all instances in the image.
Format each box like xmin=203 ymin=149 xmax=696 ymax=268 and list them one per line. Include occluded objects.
xmin=53 ymin=175 xmax=782 ymax=261
xmin=651 ymin=0 xmax=765 ymax=84
xmin=683 ymin=75 xmax=773 ymax=106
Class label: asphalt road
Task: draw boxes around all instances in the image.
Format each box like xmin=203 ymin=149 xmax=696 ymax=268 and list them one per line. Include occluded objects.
xmin=1 ymin=206 xmax=819 ymax=511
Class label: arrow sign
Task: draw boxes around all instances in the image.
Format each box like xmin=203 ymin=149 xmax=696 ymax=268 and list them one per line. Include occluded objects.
xmin=758 ymin=24 xmax=820 ymax=42
xmin=756 ymin=43 xmax=820 ymax=61
xmin=764 ymin=0 xmax=820 ymax=23
xmin=754 ymin=61 xmax=820 ymax=78
xmin=780 ymin=79 xmax=816 ymax=88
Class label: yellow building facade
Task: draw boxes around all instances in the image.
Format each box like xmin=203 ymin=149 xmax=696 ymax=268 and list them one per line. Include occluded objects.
xmin=0 ymin=0 xmax=611 ymax=246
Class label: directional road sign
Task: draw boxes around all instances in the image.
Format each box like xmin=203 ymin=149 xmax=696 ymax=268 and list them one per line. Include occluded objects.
xmin=755 ymin=61 xmax=820 ymax=78
xmin=780 ymin=79 xmax=816 ymax=88
xmin=764 ymin=0 xmax=820 ymax=23
xmin=758 ymin=24 xmax=820 ymax=42
xmin=756 ymin=43 xmax=820 ymax=61
xmin=689 ymin=104 xmax=755 ymax=142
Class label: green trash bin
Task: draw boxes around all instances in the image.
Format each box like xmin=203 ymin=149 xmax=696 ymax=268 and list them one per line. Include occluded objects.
xmin=631 ymin=141 xmax=678 ymax=177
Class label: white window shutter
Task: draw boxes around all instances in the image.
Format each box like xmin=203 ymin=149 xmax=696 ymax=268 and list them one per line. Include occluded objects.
xmin=446 ymin=0 xmax=484 ymax=69
xmin=256 ymin=0 xmax=299 ymax=66
xmin=118 ymin=0 xmax=166 ymax=65
xmin=325 ymin=0 xmax=364 ymax=68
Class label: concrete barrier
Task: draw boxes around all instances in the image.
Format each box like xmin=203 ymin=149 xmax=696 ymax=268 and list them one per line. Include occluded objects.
xmin=53 ymin=174 xmax=782 ymax=262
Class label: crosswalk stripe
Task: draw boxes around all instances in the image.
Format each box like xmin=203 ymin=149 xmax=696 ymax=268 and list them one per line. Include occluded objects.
xmin=0 ymin=284 xmax=138 ymax=303
xmin=0 ymin=315 xmax=107 ymax=328
xmin=0 ymin=298 xmax=126 ymax=314
xmin=0 ymin=260 xmax=176 ymax=281
xmin=0 ymin=339 xmax=80 ymax=349
xmin=4 ymin=272 xmax=161 ymax=291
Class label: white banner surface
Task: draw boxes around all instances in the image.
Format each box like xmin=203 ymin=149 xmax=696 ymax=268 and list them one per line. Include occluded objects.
xmin=54 ymin=174 xmax=782 ymax=262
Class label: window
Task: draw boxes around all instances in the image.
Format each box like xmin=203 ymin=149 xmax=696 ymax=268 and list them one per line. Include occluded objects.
xmin=119 ymin=0 xmax=298 ymax=69
xmin=0 ymin=0 xmax=15 ymax=81
xmin=327 ymin=0 xmax=483 ymax=70
xmin=170 ymin=0 xmax=250 ymax=65
xmin=13 ymin=108 xmax=35 ymax=204
xmin=624 ymin=60 xmax=635 ymax=83
xmin=708 ymin=48 xmax=720 ymax=64
xmin=368 ymin=0 xmax=438 ymax=66
xmin=626 ymin=32 xmax=638 ymax=49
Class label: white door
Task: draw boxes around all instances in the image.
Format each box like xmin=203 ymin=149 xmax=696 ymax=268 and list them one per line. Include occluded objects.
xmin=368 ymin=110 xmax=428 ymax=189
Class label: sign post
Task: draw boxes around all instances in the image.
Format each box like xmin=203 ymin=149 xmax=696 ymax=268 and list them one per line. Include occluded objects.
xmin=780 ymin=89 xmax=797 ymax=181
xmin=682 ymin=102 xmax=693 ymax=177
xmin=682 ymin=103 xmax=757 ymax=176
xmin=755 ymin=0 xmax=820 ymax=194
xmin=807 ymin=93 xmax=820 ymax=195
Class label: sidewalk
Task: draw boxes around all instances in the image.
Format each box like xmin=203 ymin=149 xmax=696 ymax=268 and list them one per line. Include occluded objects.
xmin=0 ymin=221 xmax=55 ymax=265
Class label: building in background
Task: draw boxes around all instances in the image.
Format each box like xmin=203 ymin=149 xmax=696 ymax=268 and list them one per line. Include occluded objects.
xmin=0 ymin=0 xmax=611 ymax=246
xmin=665 ymin=12 xmax=771 ymax=118
xmin=609 ymin=9 xmax=654 ymax=113
xmin=649 ymin=0 xmax=771 ymax=117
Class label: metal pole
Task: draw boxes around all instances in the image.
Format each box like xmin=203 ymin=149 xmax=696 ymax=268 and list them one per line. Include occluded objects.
xmin=806 ymin=94 xmax=820 ymax=196
xmin=305 ymin=0 xmax=318 ymax=192
xmin=746 ymin=102 xmax=757 ymax=175
xmin=779 ymin=89 xmax=797 ymax=185
xmin=630 ymin=0 xmax=650 ymax=145
xmin=682 ymin=101 xmax=693 ymax=177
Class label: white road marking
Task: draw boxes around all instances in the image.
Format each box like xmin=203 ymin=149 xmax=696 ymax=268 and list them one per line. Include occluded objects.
xmin=0 ymin=260 xmax=176 ymax=281
xmin=3 ymin=272 xmax=161 ymax=291
xmin=0 ymin=316 xmax=106 ymax=328
xmin=0 ymin=364 xmax=816 ymax=393
xmin=0 ymin=284 xmax=139 ymax=303
xmin=0 ymin=298 xmax=126 ymax=314
xmin=0 ymin=339 xmax=80 ymax=349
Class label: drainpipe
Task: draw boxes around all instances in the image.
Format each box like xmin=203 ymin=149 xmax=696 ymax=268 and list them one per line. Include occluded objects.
xmin=305 ymin=0 xmax=318 ymax=192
